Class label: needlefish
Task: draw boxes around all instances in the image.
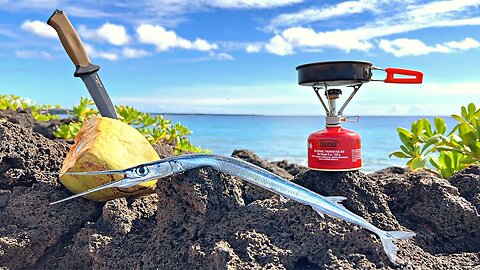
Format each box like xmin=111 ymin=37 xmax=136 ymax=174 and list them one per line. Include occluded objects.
xmin=50 ymin=154 xmax=415 ymax=264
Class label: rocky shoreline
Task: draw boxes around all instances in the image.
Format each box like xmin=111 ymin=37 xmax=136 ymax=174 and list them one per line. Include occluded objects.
xmin=0 ymin=110 xmax=479 ymax=269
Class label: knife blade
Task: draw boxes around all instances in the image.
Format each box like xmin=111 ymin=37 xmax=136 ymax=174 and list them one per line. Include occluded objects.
xmin=47 ymin=9 xmax=118 ymax=119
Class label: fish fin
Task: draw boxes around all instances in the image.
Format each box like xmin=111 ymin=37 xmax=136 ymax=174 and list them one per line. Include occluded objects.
xmin=380 ymin=230 xmax=416 ymax=264
xmin=334 ymin=203 xmax=348 ymax=211
xmin=326 ymin=196 xmax=347 ymax=204
xmin=311 ymin=206 xmax=325 ymax=218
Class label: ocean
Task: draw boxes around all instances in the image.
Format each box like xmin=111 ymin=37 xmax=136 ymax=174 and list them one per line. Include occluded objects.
xmin=163 ymin=115 xmax=457 ymax=173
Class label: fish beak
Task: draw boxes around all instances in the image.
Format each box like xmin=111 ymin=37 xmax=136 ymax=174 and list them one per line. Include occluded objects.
xmin=49 ymin=174 xmax=133 ymax=205
xmin=44 ymin=169 xmax=127 ymax=176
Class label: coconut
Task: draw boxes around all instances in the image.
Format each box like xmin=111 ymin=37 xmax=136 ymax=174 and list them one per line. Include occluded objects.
xmin=60 ymin=117 xmax=159 ymax=201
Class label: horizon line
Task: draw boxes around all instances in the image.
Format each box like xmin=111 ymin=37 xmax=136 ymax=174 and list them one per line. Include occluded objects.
xmin=155 ymin=112 xmax=452 ymax=117
xmin=48 ymin=109 xmax=452 ymax=118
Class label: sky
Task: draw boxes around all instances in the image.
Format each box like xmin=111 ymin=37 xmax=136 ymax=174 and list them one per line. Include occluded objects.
xmin=0 ymin=0 xmax=479 ymax=116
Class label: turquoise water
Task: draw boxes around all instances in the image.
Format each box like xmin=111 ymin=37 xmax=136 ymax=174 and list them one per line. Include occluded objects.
xmin=163 ymin=115 xmax=457 ymax=173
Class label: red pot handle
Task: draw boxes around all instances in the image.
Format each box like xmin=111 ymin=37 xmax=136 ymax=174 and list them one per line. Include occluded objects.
xmin=384 ymin=68 xmax=423 ymax=84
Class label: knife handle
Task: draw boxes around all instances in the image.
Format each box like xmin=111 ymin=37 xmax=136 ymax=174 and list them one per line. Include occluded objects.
xmin=47 ymin=10 xmax=99 ymax=76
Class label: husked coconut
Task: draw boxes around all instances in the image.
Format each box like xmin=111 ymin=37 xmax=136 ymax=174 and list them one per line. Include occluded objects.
xmin=60 ymin=117 xmax=160 ymax=201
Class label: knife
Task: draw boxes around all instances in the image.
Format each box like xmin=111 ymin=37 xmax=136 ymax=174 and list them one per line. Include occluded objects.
xmin=47 ymin=9 xmax=118 ymax=119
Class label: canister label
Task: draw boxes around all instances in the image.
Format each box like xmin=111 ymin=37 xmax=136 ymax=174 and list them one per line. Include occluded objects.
xmin=308 ymin=135 xmax=362 ymax=171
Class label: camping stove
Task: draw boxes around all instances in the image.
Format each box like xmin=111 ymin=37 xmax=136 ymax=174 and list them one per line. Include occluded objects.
xmin=296 ymin=61 xmax=423 ymax=171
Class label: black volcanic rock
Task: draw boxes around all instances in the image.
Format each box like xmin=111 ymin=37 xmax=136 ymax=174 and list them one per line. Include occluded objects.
xmin=0 ymin=112 xmax=478 ymax=269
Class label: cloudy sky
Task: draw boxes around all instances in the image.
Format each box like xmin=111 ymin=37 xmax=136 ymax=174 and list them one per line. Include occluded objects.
xmin=0 ymin=0 xmax=479 ymax=115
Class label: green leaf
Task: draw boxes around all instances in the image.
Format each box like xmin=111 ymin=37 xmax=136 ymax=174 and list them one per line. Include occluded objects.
xmin=447 ymin=124 xmax=459 ymax=136
xmin=461 ymin=156 xmax=478 ymax=164
xmin=437 ymin=145 xmax=466 ymax=155
xmin=429 ymin=155 xmax=441 ymax=170
xmin=468 ymin=103 xmax=476 ymax=121
xmin=397 ymin=127 xmax=414 ymax=138
xmin=410 ymin=155 xmax=426 ymax=170
xmin=461 ymin=106 xmax=468 ymax=119
xmin=443 ymin=152 xmax=453 ymax=168
xmin=412 ymin=120 xmax=426 ymax=138
xmin=421 ymin=134 xmax=441 ymax=154
xmin=434 ymin=117 xmax=447 ymax=135
xmin=475 ymin=107 xmax=480 ymax=118
xmin=389 ymin=151 xmax=410 ymax=158
xmin=421 ymin=119 xmax=433 ymax=137
xmin=462 ymin=131 xmax=477 ymax=149
xmin=400 ymin=145 xmax=411 ymax=155
xmin=452 ymin=114 xmax=473 ymax=128
xmin=459 ymin=122 xmax=475 ymax=134
xmin=399 ymin=133 xmax=414 ymax=152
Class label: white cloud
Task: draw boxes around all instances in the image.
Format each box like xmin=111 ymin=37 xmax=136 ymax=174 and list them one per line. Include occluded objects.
xmin=130 ymin=0 xmax=304 ymax=17
xmin=265 ymin=35 xmax=294 ymax=56
xmin=406 ymin=0 xmax=480 ymax=18
xmin=0 ymin=1 xmax=114 ymax=19
xmin=84 ymin=44 xmax=118 ymax=61
xmin=379 ymin=37 xmax=480 ymax=57
xmin=208 ymin=0 xmax=303 ymax=9
xmin=192 ymin=38 xmax=218 ymax=51
xmin=378 ymin=38 xmax=451 ymax=57
xmin=20 ymin=20 xmax=57 ymax=38
xmin=210 ymin=51 xmax=234 ymax=60
xmin=137 ymin=24 xmax=217 ymax=52
xmin=122 ymin=47 xmax=150 ymax=58
xmin=263 ymin=0 xmax=480 ymax=55
xmin=170 ymin=51 xmax=234 ymax=62
xmin=1 ymin=0 xmax=61 ymax=10
xmin=1 ymin=0 xmax=304 ymax=26
xmin=246 ymin=43 xmax=262 ymax=53
xmin=63 ymin=6 xmax=113 ymax=18
xmin=268 ymin=0 xmax=382 ymax=30
xmin=445 ymin=37 xmax=480 ymax=50
xmin=15 ymin=50 xmax=53 ymax=59
xmin=282 ymin=26 xmax=373 ymax=52
xmin=0 ymin=27 xmax=15 ymax=37
xmin=79 ymin=23 xmax=130 ymax=46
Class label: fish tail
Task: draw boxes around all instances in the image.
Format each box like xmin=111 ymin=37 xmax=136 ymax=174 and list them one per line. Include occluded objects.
xmin=379 ymin=230 xmax=415 ymax=264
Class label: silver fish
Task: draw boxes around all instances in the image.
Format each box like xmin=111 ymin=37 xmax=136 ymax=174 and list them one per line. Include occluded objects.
xmin=50 ymin=154 xmax=415 ymax=263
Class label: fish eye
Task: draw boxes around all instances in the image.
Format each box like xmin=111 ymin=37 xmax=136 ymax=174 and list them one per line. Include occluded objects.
xmin=135 ymin=167 xmax=149 ymax=177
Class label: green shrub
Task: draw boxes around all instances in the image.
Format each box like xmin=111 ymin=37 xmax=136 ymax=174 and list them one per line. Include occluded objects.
xmin=0 ymin=94 xmax=207 ymax=154
xmin=52 ymin=122 xmax=82 ymax=139
xmin=54 ymin=97 xmax=208 ymax=154
xmin=390 ymin=103 xmax=479 ymax=178
xmin=0 ymin=94 xmax=59 ymax=122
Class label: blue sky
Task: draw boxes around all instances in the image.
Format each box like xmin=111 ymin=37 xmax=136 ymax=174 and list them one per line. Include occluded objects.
xmin=0 ymin=0 xmax=479 ymax=115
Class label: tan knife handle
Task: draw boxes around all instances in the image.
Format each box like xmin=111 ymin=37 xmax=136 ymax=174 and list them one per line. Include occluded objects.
xmin=47 ymin=10 xmax=91 ymax=67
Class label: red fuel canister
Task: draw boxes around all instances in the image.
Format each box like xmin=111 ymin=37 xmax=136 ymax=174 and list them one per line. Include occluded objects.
xmin=308 ymin=126 xmax=362 ymax=171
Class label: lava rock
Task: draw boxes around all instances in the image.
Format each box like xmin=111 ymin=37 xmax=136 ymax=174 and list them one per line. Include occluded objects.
xmin=450 ymin=166 xmax=480 ymax=213
xmin=153 ymin=143 xmax=175 ymax=158
xmin=0 ymin=108 xmax=71 ymax=139
xmin=382 ymin=171 xmax=480 ymax=255
xmin=56 ymin=195 xmax=158 ymax=269
xmin=273 ymin=160 xmax=308 ymax=177
xmin=0 ymin=112 xmax=479 ymax=269
xmin=0 ymin=121 xmax=69 ymax=188
xmin=0 ymin=183 xmax=100 ymax=269
xmin=232 ymin=149 xmax=293 ymax=180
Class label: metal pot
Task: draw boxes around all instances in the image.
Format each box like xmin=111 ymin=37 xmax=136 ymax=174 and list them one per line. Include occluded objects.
xmin=296 ymin=60 xmax=423 ymax=86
